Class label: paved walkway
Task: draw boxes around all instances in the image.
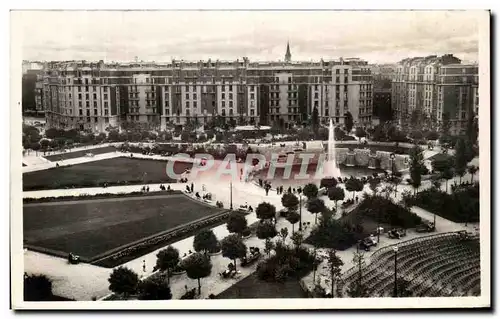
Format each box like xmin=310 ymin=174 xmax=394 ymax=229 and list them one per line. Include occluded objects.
xmin=22 ymin=146 xmax=479 ymax=300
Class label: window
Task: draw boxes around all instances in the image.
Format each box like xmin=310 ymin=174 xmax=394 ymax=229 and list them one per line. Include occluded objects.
xmin=344 ymin=77 xmax=348 ymax=83
xmin=103 ymin=86 xmax=108 ymax=92
xmin=229 ymin=93 xmax=233 ymax=100
xmin=222 ymin=101 xmax=226 ymax=107
xmin=229 ymin=86 xmax=233 ymax=92
xmin=314 ymin=101 xmax=318 ymax=107
xmin=288 ymin=77 xmax=292 ymax=83
xmin=79 ymin=101 xmax=82 ymax=107
xmin=78 ymin=93 xmax=82 ymax=99
xmin=69 ymin=93 xmax=72 ymax=99
xmin=193 ymin=93 xmax=197 ymax=100
xmin=314 ymin=93 xmax=319 ymax=99
xmin=93 ymin=93 xmax=97 ymax=99
xmin=250 ymin=93 xmax=255 ymax=99
xmin=186 ymin=101 xmax=190 ymax=108
xmin=86 ymin=94 xmax=89 ymax=99
xmin=94 ymin=109 xmax=98 ymax=116
xmin=222 ymin=93 xmax=225 ymax=99
xmin=185 ymin=85 xmax=189 ymax=91
xmin=165 ymin=109 xmax=170 ymax=115
xmin=86 ymin=101 xmax=89 ymax=107
xmin=78 ymin=87 xmax=81 ymax=92
xmin=185 ymin=93 xmax=189 ymax=100
xmin=229 ymin=109 xmax=233 ymax=115
xmin=250 ymin=86 xmax=254 ymax=92
xmin=86 ymin=86 xmax=89 ymax=92
xmin=222 ymin=86 xmax=225 ymax=92
xmin=250 ymin=109 xmax=255 ymax=116
xmin=79 ymin=109 xmax=83 ymax=115
xmin=229 ymin=101 xmax=233 ymax=108
xmin=193 ymin=101 xmax=197 ymax=108
xmin=336 ymin=76 xmax=340 ymax=82
xmin=315 ymin=85 xmax=318 ymax=90
xmin=86 ymin=109 xmax=90 ymax=116
xmin=93 ymin=101 xmax=97 ymax=107
xmin=104 ymin=102 xmax=108 ymax=108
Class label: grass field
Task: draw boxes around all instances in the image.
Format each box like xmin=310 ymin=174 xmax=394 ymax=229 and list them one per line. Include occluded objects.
xmin=43 ymin=146 xmax=118 ymax=162
xmin=23 ymin=157 xmax=193 ymax=191
xmin=23 ymin=193 xmax=221 ymax=261
xmin=215 ymin=273 xmax=307 ymax=299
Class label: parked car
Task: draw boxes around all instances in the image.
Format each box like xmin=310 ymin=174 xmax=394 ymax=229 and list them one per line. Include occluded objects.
xmin=416 ymin=222 xmax=435 ymax=233
xmin=359 ymin=235 xmax=378 ymax=251
xmin=388 ymin=228 xmax=407 ymax=239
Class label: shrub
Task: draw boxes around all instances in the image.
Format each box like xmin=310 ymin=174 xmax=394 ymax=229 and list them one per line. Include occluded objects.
xmin=241 ymin=227 xmax=251 ymax=237
xmin=409 ymin=184 xmax=479 ymax=223
xmin=256 ymin=242 xmax=316 ymax=283
xmin=356 ymin=195 xmax=422 ymax=228
xmin=24 ymin=273 xmax=53 ymax=301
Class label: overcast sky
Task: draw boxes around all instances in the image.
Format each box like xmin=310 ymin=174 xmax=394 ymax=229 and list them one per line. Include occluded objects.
xmin=14 ymin=10 xmax=480 ymax=64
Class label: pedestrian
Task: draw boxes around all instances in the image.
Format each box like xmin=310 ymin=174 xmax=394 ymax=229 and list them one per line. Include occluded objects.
xmin=142 ymin=260 xmax=146 ymax=272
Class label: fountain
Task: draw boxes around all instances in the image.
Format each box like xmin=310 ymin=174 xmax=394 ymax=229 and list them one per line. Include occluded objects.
xmin=325 ymin=118 xmax=342 ymax=178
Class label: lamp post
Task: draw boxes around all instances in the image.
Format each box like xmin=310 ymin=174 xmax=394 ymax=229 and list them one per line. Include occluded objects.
xmin=298 ymin=193 xmax=303 ymax=231
xmin=390 ymin=153 xmax=396 ymax=176
xmin=230 ymin=180 xmax=233 ymax=210
xmin=393 ymin=246 xmax=399 ymax=297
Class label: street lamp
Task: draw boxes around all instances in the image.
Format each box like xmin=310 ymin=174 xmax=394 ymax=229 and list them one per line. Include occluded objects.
xmin=230 ymin=180 xmax=233 ymax=210
xmin=393 ymin=246 xmax=399 ymax=297
xmin=298 ymin=192 xmax=303 ymax=231
xmin=389 ymin=153 xmax=396 ymax=175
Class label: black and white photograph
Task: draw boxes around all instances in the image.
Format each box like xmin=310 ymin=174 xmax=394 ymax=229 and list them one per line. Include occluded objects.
xmin=9 ymin=8 xmax=491 ymax=310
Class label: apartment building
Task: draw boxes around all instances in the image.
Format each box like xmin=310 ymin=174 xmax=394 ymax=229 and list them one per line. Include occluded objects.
xmin=392 ymin=54 xmax=478 ymax=134
xmin=42 ymin=45 xmax=374 ymax=132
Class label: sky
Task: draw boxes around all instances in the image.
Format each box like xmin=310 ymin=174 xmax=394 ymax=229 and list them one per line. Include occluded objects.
xmin=13 ymin=10 xmax=481 ymax=64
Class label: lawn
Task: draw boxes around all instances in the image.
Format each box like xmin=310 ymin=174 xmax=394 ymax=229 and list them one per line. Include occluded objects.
xmin=23 ymin=193 xmax=222 ymax=262
xmin=23 ymin=157 xmax=193 ymax=191
xmin=43 ymin=146 xmax=118 ymax=162
xmin=215 ymin=273 xmax=308 ymax=299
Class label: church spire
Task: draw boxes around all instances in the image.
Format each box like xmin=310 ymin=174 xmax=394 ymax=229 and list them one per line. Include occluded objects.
xmin=285 ymin=41 xmax=291 ymax=63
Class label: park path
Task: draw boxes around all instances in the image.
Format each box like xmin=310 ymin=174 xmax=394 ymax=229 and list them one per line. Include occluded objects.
xmin=22 ymin=148 xmax=480 ymax=300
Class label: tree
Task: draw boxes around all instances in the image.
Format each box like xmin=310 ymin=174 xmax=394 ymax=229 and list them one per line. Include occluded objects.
xmin=181 ymin=252 xmax=212 ymax=295
xmin=392 ymin=278 xmax=412 ymax=298
xmin=355 ymin=127 xmax=367 ymax=139
xmin=468 ymin=165 xmax=479 ymax=183
xmin=279 ymin=227 xmax=289 ymax=244
xmin=347 ymin=251 xmax=369 ymax=298
xmin=24 ymin=273 xmax=52 ymax=301
xmin=345 ymin=177 xmax=363 ymax=199
xmin=226 ymin=212 xmax=248 ymax=235
xmin=256 ymin=221 xmax=278 ymax=241
xmin=454 ymin=138 xmax=468 ymax=183
xmin=345 ymin=112 xmax=354 ymax=133
xmin=285 ymin=211 xmax=300 ymax=233
xmin=432 ymin=156 xmax=454 ymax=192
xmin=108 ymin=266 xmax=139 ymax=297
xmin=264 ymin=238 xmax=275 ymax=257
xmin=256 ymin=202 xmax=277 ymax=221
xmin=368 ymin=177 xmax=381 ymax=195
xmin=320 ymin=177 xmax=338 ymax=189
xmin=155 ymin=246 xmax=180 ymax=284
xmin=281 ymin=192 xmax=299 ymax=214
xmin=193 ymin=229 xmax=219 ymax=255
xmin=307 ymin=197 xmax=326 ymax=224
xmin=326 ymin=249 xmax=344 ymax=298
xmin=138 ymin=273 xmax=172 ymax=300
xmin=303 ymin=183 xmax=319 ymax=199
xmin=409 ymin=145 xmax=424 ymax=194
xmin=327 ymin=186 xmax=345 ymax=211
xmin=220 ymin=234 xmax=247 ymax=272
xmin=290 ymin=231 xmax=304 ymax=250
